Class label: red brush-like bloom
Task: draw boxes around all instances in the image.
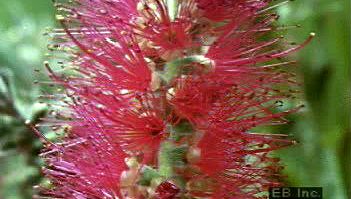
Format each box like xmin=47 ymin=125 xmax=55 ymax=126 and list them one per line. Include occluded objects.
xmin=134 ymin=1 xmax=195 ymax=57
xmin=35 ymin=0 xmax=313 ymax=198
xmin=194 ymin=131 xmax=291 ymax=199
xmin=105 ymin=94 xmax=167 ymax=163
xmin=170 ymin=70 xmax=298 ymax=128
xmin=37 ymin=104 xmax=127 ymax=198
xmin=184 ymin=81 xmax=296 ymax=198
xmin=141 ymin=19 xmax=193 ymax=56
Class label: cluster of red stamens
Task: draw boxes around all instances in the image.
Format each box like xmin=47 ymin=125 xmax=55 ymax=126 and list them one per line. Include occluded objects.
xmin=33 ymin=0 xmax=313 ymax=198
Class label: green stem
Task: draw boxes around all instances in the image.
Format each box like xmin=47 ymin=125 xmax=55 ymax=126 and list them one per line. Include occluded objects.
xmin=161 ymin=55 xmax=211 ymax=83
xmin=158 ymin=141 xmax=174 ymax=178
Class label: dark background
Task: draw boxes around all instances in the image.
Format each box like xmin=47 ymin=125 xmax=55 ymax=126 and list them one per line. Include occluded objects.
xmin=0 ymin=0 xmax=349 ymax=198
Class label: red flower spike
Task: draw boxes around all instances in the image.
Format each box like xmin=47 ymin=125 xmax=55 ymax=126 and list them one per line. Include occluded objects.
xmin=35 ymin=0 xmax=313 ymax=198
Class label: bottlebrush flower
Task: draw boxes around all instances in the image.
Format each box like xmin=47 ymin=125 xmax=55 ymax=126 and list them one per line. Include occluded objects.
xmin=34 ymin=0 xmax=313 ymax=198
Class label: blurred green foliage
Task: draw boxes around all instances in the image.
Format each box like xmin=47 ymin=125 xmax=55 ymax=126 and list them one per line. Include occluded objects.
xmin=0 ymin=0 xmax=349 ymax=199
xmin=277 ymin=0 xmax=350 ymax=198
xmin=0 ymin=1 xmax=53 ymax=198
